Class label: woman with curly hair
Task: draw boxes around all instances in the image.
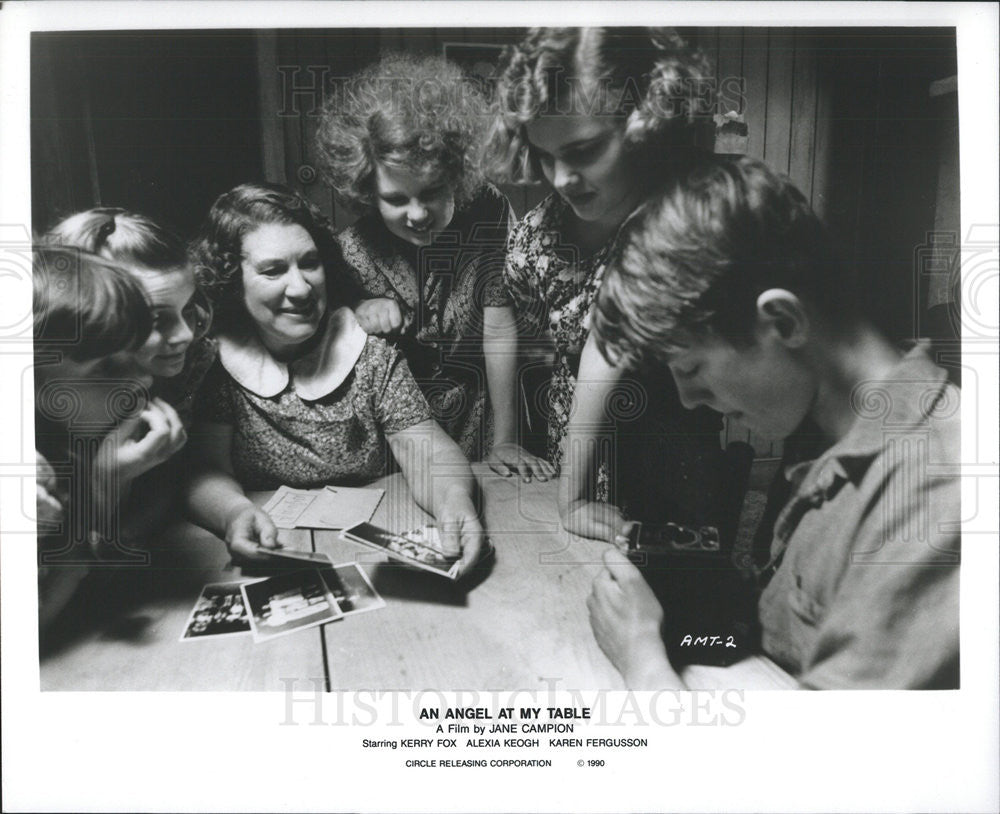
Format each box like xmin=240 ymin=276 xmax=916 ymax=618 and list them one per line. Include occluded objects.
xmin=186 ymin=182 xmax=485 ymax=577
xmin=487 ymin=27 xmax=725 ymax=540
xmin=316 ymin=53 xmax=553 ymax=479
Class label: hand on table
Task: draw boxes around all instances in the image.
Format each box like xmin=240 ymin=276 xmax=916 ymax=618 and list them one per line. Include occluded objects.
xmin=485 ymin=442 xmax=556 ymax=483
xmin=587 ymin=547 xmax=684 ymax=690
xmin=224 ymin=503 xmax=281 ymax=563
xmin=437 ymin=487 xmax=487 ymax=579
xmin=559 ymin=498 xmax=629 ymax=544
xmin=98 ymin=397 xmax=187 ymax=482
xmin=355 ymin=297 xmax=404 ymax=335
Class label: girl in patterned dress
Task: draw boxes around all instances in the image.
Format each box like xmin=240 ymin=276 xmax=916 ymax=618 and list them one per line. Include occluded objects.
xmin=315 ymin=53 xmax=553 ymax=480
xmin=187 ymin=183 xmax=485 ymax=577
xmin=487 ymin=27 xmax=725 ymax=538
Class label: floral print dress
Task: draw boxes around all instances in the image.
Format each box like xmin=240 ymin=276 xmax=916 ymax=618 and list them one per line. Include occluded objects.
xmin=505 ymin=194 xmax=617 ymax=468
xmin=505 ymin=193 xmax=724 ymax=524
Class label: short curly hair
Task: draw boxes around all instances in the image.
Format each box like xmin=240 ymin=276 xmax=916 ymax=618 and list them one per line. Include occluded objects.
xmin=486 ymin=27 xmax=714 ymax=184
xmin=191 ymin=182 xmax=347 ymax=328
xmin=594 ymin=156 xmax=849 ymax=371
xmin=315 ymin=53 xmax=490 ymax=212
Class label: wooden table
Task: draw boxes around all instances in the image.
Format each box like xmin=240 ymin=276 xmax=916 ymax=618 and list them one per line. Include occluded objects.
xmin=39 ymin=466 xmax=796 ymax=691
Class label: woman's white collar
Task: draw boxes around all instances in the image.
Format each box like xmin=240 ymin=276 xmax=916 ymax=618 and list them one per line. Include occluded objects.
xmin=217 ymin=307 xmax=367 ymax=400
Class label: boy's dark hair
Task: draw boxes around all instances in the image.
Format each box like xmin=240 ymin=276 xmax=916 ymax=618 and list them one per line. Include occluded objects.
xmin=33 ymin=245 xmax=153 ymax=361
xmin=594 ymin=155 xmax=852 ymax=370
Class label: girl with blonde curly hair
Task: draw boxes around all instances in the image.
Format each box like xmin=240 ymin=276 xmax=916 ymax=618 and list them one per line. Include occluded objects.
xmin=316 ymin=53 xmax=553 ymax=477
xmin=487 ymin=27 xmax=725 ymax=540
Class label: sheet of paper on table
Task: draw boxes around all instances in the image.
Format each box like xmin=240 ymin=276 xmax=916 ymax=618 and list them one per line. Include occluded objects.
xmin=262 ymin=485 xmax=385 ymax=530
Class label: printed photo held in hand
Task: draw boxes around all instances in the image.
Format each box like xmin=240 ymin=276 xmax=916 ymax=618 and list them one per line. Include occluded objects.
xmin=587 ymin=155 xmax=961 ymax=690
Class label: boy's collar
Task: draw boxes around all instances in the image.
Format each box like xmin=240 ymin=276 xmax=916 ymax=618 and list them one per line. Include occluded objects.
xmin=217 ymin=306 xmax=367 ymax=400
xmin=785 ymin=340 xmax=951 ymax=483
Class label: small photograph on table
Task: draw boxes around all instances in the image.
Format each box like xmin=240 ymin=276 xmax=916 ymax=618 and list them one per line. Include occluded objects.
xmin=319 ymin=564 xmax=385 ymax=616
xmin=240 ymin=570 xmax=343 ymax=643
xmin=179 ymin=582 xmax=253 ymax=641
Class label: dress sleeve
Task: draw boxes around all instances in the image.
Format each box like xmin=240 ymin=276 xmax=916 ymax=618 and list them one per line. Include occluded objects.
xmin=796 ymin=467 xmax=961 ymax=690
xmin=336 ymin=220 xmax=394 ymax=299
xmin=192 ymin=359 xmax=235 ymax=426
xmin=468 ymin=185 xmax=514 ymax=309
xmin=363 ymin=338 xmax=433 ymax=435
xmin=502 ymin=209 xmax=552 ymax=338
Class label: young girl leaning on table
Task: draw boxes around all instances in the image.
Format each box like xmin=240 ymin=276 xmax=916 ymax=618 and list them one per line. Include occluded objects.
xmin=315 ymin=53 xmax=552 ymax=479
xmin=33 ymin=246 xmax=181 ymax=630
xmin=485 ymin=27 xmax=726 ymax=537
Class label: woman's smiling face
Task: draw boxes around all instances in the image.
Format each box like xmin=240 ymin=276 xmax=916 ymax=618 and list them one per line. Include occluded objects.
xmin=240 ymin=222 xmax=327 ymax=355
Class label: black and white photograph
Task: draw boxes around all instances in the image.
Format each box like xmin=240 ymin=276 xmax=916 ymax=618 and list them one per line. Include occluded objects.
xmin=320 ymin=562 xmax=385 ymax=616
xmin=342 ymin=522 xmax=461 ymax=578
xmin=1 ymin=2 xmax=997 ymax=813
xmin=241 ymin=567 xmax=344 ymax=642
xmin=179 ymin=581 xmax=253 ymax=641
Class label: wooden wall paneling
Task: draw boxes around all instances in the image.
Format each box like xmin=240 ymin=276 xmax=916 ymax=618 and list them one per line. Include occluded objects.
xmin=740 ymin=28 xmax=769 ymax=161
xmin=293 ymin=31 xmax=334 ymax=218
xmin=256 ymin=31 xmax=287 ymax=186
xmin=788 ymin=30 xmax=818 ymax=203
xmin=715 ymin=27 xmax=745 ymax=118
xmin=274 ymin=31 xmax=309 ymax=203
xmin=763 ymin=29 xmax=794 ymax=174
xmin=809 ymin=34 xmax=834 ymax=224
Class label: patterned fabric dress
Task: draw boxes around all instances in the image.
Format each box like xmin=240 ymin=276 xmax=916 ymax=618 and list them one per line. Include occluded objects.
xmin=336 ymin=184 xmax=512 ymax=462
xmin=505 ymin=193 xmax=724 ymax=524
xmin=194 ymin=310 xmax=432 ymax=491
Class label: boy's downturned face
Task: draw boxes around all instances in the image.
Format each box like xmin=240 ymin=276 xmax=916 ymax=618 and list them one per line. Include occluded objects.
xmin=666 ymin=328 xmax=815 ymax=442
